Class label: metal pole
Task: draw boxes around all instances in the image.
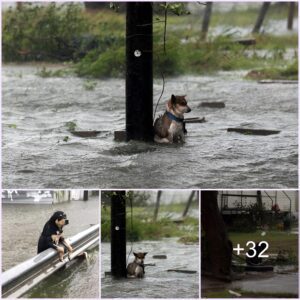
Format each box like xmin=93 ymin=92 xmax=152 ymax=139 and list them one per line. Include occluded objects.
xmin=111 ymin=192 xmax=127 ymax=278
xmin=126 ymin=2 xmax=154 ymax=141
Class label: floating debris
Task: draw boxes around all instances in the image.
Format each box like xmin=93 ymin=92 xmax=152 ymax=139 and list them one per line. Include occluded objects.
xmin=200 ymin=102 xmax=225 ymax=108
xmin=227 ymin=128 xmax=280 ymax=136
xmin=153 ymin=255 xmax=167 ymax=259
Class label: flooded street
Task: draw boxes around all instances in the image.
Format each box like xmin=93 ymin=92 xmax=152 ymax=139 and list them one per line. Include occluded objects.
xmin=24 ymin=247 xmax=99 ymax=298
xmin=2 ymin=65 xmax=298 ymax=188
xmin=101 ymin=238 xmax=199 ymax=298
xmin=2 ymin=198 xmax=99 ymax=298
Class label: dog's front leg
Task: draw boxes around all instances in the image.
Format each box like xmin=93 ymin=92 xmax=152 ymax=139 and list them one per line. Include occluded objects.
xmin=167 ymin=132 xmax=174 ymax=143
xmin=167 ymin=124 xmax=176 ymax=143
xmin=179 ymin=131 xmax=185 ymax=143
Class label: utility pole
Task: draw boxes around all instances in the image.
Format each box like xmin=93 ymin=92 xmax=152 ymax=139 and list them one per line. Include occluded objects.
xmin=125 ymin=2 xmax=154 ymax=141
xmin=111 ymin=192 xmax=127 ymax=278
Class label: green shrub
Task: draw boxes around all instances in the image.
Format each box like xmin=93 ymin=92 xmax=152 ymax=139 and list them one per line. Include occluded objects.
xmin=3 ymin=3 xmax=90 ymax=62
xmin=76 ymin=46 xmax=125 ymax=78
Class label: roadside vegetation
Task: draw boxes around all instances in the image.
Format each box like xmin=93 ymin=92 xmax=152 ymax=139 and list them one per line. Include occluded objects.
xmin=2 ymin=3 xmax=298 ymax=79
xmin=101 ymin=200 xmax=199 ymax=244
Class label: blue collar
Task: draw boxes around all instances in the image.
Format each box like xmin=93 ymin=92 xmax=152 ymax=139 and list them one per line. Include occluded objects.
xmin=166 ymin=111 xmax=184 ymax=123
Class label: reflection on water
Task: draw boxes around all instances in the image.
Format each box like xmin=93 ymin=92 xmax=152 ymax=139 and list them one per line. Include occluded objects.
xmin=2 ymin=198 xmax=99 ymax=298
xmin=101 ymin=239 xmax=199 ymax=298
xmin=2 ymin=65 xmax=298 ymax=188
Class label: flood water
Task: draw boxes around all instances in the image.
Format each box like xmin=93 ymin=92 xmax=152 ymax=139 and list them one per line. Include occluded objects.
xmin=24 ymin=247 xmax=99 ymax=298
xmin=2 ymin=65 xmax=298 ymax=188
xmin=101 ymin=238 xmax=199 ymax=298
xmin=202 ymin=270 xmax=299 ymax=297
xmin=2 ymin=198 xmax=99 ymax=298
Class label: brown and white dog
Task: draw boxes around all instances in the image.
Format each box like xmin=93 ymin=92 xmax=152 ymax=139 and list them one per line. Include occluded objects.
xmin=127 ymin=252 xmax=147 ymax=278
xmin=154 ymin=95 xmax=191 ymax=143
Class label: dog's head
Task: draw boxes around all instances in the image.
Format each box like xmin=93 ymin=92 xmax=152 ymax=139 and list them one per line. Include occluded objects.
xmin=168 ymin=95 xmax=191 ymax=114
xmin=133 ymin=252 xmax=147 ymax=264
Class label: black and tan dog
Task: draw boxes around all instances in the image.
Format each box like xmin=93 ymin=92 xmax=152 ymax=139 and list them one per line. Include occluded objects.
xmin=154 ymin=95 xmax=191 ymax=143
xmin=127 ymin=252 xmax=147 ymax=278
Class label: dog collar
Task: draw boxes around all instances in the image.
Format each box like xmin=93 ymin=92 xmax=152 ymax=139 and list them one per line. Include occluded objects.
xmin=166 ymin=111 xmax=184 ymax=123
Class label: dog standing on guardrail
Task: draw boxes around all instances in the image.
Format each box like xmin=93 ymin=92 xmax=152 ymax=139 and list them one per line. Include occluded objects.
xmin=154 ymin=95 xmax=191 ymax=143
xmin=127 ymin=252 xmax=147 ymax=278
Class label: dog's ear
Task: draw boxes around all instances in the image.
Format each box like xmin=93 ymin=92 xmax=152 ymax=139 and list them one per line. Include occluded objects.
xmin=133 ymin=252 xmax=138 ymax=257
xmin=143 ymin=252 xmax=148 ymax=257
xmin=171 ymin=94 xmax=176 ymax=104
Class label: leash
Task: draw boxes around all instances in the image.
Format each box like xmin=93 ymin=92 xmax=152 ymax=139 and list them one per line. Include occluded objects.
xmin=153 ymin=3 xmax=168 ymax=121
xmin=153 ymin=54 xmax=165 ymax=122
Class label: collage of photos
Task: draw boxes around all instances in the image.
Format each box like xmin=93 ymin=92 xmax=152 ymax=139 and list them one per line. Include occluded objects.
xmin=1 ymin=1 xmax=299 ymax=300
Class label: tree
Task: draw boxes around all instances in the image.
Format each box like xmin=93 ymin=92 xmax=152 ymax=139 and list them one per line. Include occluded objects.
xmin=154 ymin=190 xmax=162 ymax=221
xmin=182 ymin=191 xmax=196 ymax=218
xmin=201 ymin=191 xmax=232 ymax=281
xmin=252 ymin=2 xmax=271 ymax=34
xmin=287 ymin=2 xmax=296 ymax=30
xmin=201 ymin=3 xmax=213 ymax=40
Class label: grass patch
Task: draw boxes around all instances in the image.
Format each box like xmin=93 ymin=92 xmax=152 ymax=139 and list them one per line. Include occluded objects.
xmin=36 ymin=66 xmax=73 ymax=78
xmin=246 ymin=60 xmax=298 ymax=80
xmin=101 ymin=204 xmax=199 ymax=242
xmin=229 ymin=230 xmax=298 ymax=264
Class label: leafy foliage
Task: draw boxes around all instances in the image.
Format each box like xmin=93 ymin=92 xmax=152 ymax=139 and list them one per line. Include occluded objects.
xmin=3 ymin=3 xmax=90 ymax=62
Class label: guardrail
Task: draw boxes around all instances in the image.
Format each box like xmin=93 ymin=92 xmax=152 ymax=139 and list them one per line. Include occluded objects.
xmin=2 ymin=224 xmax=99 ymax=298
